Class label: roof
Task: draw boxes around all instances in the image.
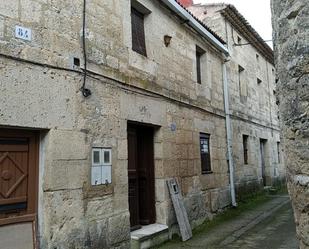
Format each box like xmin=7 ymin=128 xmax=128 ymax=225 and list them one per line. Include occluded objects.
xmin=191 ymin=3 xmax=274 ymax=64
xmin=174 ymin=0 xmax=226 ymax=44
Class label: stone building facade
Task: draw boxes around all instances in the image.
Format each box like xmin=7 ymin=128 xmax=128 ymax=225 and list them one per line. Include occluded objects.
xmin=271 ymin=1 xmax=309 ymax=248
xmin=0 ymin=0 xmax=284 ymax=248
xmin=189 ymin=3 xmax=285 ymax=196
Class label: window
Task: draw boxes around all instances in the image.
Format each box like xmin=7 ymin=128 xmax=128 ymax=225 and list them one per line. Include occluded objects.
xmin=257 ymin=78 xmax=262 ymax=84
xmin=91 ymin=148 xmax=112 ymax=185
xmin=243 ymin=135 xmax=249 ymax=165
xmin=131 ymin=7 xmax=147 ymax=56
xmin=238 ymin=65 xmax=246 ymax=98
xmin=237 ymin=36 xmax=242 ymax=44
xmin=200 ymin=133 xmax=211 ymax=173
xmin=277 ymin=142 xmax=281 ymax=163
xmin=196 ymin=46 xmax=205 ymax=84
xmin=73 ymin=57 xmax=80 ymax=67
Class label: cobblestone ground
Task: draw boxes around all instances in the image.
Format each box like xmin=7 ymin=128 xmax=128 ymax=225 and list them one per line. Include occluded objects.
xmin=158 ymin=196 xmax=298 ymax=249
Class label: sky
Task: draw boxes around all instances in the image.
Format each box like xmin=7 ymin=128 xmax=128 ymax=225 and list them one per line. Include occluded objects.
xmin=194 ymin=0 xmax=273 ymax=47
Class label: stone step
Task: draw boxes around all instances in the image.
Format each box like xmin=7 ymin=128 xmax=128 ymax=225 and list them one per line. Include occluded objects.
xmin=0 ymin=222 xmax=34 ymax=249
xmin=130 ymin=224 xmax=169 ymax=249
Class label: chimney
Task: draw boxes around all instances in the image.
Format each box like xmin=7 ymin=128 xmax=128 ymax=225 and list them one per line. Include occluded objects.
xmin=178 ymin=0 xmax=193 ymax=8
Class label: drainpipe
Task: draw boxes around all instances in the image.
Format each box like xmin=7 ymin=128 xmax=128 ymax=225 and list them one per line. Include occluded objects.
xmin=162 ymin=0 xmax=234 ymax=205
xmin=223 ymin=57 xmax=237 ymax=207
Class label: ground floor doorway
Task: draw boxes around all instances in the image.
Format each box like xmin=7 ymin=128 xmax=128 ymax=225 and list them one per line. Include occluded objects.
xmin=260 ymin=139 xmax=267 ymax=186
xmin=0 ymin=129 xmax=39 ymax=226
xmin=127 ymin=122 xmax=156 ymax=231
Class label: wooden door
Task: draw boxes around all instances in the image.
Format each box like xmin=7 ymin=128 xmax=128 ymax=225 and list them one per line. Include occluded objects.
xmin=138 ymin=126 xmax=155 ymax=225
xmin=128 ymin=127 xmax=140 ymax=230
xmin=260 ymin=139 xmax=266 ymax=186
xmin=128 ymin=124 xmax=155 ymax=230
xmin=0 ymin=130 xmax=38 ymax=226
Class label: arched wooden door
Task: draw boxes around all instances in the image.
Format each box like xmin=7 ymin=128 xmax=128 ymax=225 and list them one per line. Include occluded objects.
xmin=0 ymin=130 xmax=39 ymax=226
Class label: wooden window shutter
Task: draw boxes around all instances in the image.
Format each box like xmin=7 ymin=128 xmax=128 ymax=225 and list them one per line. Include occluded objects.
xmin=131 ymin=8 xmax=147 ymax=56
xmin=196 ymin=51 xmax=202 ymax=84
xmin=243 ymin=135 xmax=249 ymax=165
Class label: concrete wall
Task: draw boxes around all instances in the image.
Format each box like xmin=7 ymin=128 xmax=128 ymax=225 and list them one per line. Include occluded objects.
xmin=271 ymin=1 xmax=309 ymax=248
xmin=0 ymin=0 xmax=231 ymax=248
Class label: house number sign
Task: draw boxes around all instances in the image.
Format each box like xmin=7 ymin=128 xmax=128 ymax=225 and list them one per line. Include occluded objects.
xmin=15 ymin=26 xmax=32 ymax=41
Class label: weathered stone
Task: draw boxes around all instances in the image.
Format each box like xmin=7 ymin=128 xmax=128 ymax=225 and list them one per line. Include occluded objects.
xmin=271 ymin=0 xmax=309 ymax=247
xmin=108 ymin=213 xmax=131 ymax=245
xmin=0 ymin=0 xmax=285 ymax=248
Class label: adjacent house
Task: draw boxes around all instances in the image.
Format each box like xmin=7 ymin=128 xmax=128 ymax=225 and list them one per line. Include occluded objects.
xmin=0 ymin=0 xmax=284 ymax=248
xmin=188 ymin=2 xmax=284 ymax=196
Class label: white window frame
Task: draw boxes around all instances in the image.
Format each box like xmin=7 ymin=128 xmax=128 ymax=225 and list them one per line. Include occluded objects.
xmin=92 ymin=148 xmax=102 ymax=166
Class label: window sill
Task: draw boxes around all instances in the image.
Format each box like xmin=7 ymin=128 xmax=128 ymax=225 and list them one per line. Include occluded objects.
xmin=128 ymin=50 xmax=157 ymax=76
xmin=202 ymin=171 xmax=213 ymax=175
xmin=132 ymin=48 xmax=147 ymax=58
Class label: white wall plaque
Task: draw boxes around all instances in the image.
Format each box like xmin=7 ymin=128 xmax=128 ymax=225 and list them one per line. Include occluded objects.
xmin=15 ymin=26 xmax=32 ymax=41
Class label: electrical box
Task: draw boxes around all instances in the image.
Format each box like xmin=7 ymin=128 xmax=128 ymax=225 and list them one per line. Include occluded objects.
xmin=91 ymin=148 xmax=112 ymax=185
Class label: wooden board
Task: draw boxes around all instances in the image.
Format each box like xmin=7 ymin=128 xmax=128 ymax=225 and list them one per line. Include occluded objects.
xmin=167 ymin=178 xmax=192 ymax=241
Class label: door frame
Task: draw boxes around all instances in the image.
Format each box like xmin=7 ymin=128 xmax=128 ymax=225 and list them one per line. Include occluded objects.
xmin=127 ymin=121 xmax=157 ymax=229
xmin=0 ymin=129 xmax=39 ymax=226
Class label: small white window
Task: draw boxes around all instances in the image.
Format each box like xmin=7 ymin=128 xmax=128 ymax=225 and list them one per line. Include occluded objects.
xmin=91 ymin=148 xmax=112 ymax=186
xmin=103 ymin=149 xmax=112 ymax=164
xmin=92 ymin=148 xmax=101 ymax=165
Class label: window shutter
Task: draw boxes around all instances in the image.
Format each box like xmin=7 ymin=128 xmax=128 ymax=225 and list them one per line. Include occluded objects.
xmin=196 ymin=51 xmax=202 ymax=84
xmin=243 ymin=135 xmax=249 ymax=165
xmin=131 ymin=8 xmax=147 ymax=56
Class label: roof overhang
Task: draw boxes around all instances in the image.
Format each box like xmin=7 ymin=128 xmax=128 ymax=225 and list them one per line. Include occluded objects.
xmin=161 ymin=0 xmax=229 ymax=56
xmin=221 ymin=5 xmax=274 ymax=64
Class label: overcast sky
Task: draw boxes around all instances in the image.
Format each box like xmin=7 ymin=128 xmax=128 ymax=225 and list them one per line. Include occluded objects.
xmin=194 ymin=0 xmax=273 ymax=47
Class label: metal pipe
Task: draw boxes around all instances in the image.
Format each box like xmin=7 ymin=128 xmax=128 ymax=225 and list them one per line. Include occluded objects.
xmin=81 ymin=0 xmax=91 ymax=97
xmin=161 ymin=0 xmax=229 ymax=56
xmin=223 ymin=58 xmax=237 ymax=207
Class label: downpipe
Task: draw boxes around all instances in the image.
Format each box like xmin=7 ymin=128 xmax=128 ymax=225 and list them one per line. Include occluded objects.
xmin=223 ymin=57 xmax=237 ymax=207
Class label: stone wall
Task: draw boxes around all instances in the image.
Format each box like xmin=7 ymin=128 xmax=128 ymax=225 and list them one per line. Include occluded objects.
xmin=0 ymin=0 xmax=232 ymax=248
xmin=0 ymin=58 xmax=230 ymax=248
xmin=271 ymin=1 xmax=309 ymax=248
xmin=189 ymin=4 xmax=285 ymax=197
